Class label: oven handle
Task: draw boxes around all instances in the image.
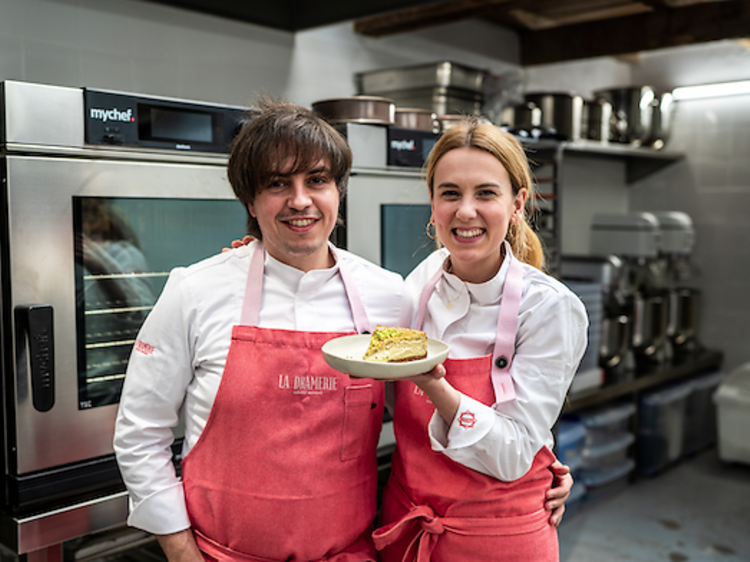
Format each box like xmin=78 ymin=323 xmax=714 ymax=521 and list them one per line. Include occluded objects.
xmin=15 ymin=305 xmax=56 ymax=412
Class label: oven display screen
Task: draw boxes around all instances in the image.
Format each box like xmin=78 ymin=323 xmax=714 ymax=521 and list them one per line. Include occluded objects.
xmin=73 ymin=197 xmax=246 ymax=409
xmin=141 ymin=106 xmax=214 ymax=144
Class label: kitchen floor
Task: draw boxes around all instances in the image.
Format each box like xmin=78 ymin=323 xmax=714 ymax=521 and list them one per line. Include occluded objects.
xmin=79 ymin=448 xmax=750 ymax=562
xmin=559 ymin=448 xmax=750 ymax=562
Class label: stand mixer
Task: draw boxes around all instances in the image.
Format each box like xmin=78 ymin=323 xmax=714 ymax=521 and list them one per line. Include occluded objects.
xmin=590 ymin=212 xmax=670 ymax=373
xmin=652 ymin=211 xmax=701 ymax=361
xmin=560 ymin=254 xmax=635 ymax=385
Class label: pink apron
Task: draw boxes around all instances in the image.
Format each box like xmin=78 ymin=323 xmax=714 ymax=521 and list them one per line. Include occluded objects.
xmin=373 ymin=250 xmax=559 ymax=562
xmin=181 ymin=243 xmax=384 ymax=561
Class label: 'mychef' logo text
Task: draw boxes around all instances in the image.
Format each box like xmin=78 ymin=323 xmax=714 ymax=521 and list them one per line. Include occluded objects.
xmin=90 ymin=107 xmax=135 ymax=123
xmin=390 ymin=139 xmax=416 ymax=151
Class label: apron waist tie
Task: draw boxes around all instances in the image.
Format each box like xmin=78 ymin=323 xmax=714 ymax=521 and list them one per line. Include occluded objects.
xmin=373 ymin=481 xmax=551 ymax=562
xmin=195 ymin=529 xmax=373 ymax=562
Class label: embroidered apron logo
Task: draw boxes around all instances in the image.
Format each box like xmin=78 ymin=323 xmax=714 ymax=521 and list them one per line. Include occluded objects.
xmin=458 ymin=410 xmax=477 ymax=429
xmin=278 ymin=375 xmax=339 ymax=395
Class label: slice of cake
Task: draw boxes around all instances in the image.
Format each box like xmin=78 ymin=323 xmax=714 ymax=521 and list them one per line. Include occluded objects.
xmin=362 ymin=325 xmax=428 ymax=363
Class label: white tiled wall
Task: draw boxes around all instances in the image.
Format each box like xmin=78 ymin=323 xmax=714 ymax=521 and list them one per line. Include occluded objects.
xmin=630 ymin=94 xmax=750 ymax=371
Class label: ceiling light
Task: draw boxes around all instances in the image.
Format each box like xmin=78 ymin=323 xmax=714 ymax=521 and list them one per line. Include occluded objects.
xmin=672 ymin=80 xmax=750 ymax=100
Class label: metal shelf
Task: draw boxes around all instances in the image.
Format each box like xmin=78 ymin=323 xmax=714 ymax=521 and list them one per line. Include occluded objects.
xmin=564 ymin=349 xmax=724 ymax=413
xmin=524 ymin=139 xmax=683 ymax=183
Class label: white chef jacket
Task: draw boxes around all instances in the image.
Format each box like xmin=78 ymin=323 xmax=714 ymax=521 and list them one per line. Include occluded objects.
xmin=406 ymin=246 xmax=588 ymax=482
xmin=113 ymin=241 xmax=411 ymax=536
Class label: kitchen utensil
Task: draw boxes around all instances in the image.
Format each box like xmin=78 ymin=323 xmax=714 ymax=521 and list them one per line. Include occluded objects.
xmin=436 ymin=113 xmax=467 ymax=132
xmin=312 ymin=96 xmax=395 ymax=125
xmin=394 ymin=107 xmax=438 ymax=132
xmin=357 ymin=61 xmax=487 ymax=95
xmin=593 ymin=86 xmax=656 ymax=146
xmin=321 ymin=335 xmax=450 ymax=379
xmin=582 ymin=98 xmax=613 ymax=142
xmin=524 ymin=92 xmax=584 ymax=141
xmin=645 ymin=92 xmax=674 ymax=149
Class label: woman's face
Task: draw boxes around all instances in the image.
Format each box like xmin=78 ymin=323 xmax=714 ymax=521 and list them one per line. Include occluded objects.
xmin=431 ymin=147 xmax=527 ymax=283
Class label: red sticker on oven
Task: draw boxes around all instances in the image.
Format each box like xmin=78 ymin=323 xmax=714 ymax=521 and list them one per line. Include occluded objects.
xmin=135 ymin=340 xmax=155 ymax=356
xmin=457 ymin=410 xmax=477 ymax=429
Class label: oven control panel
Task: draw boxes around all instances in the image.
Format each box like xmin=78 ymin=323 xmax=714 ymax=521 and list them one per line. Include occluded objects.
xmin=84 ymin=89 xmax=248 ymax=153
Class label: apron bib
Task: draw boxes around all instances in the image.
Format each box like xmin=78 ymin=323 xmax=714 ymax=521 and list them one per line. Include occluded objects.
xmin=182 ymin=243 xmax=384 ymax=562
xmin=374 ymin=249 xmax=558 ymax=562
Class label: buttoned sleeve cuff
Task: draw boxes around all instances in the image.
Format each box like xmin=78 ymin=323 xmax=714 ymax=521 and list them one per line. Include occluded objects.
xmin=126 ymin=481 xmax=191 ymax=535
xmin=428 ymin=393 xmax=495 ymax=452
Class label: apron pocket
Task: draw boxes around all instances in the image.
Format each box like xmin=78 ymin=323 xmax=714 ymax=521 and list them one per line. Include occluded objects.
xmin=341 ymin=384 xmax=374 ymax=461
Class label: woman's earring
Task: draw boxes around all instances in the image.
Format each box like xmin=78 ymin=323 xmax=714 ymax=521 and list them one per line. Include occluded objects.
xmin=425 ymin=220 xmax=436 ymax=240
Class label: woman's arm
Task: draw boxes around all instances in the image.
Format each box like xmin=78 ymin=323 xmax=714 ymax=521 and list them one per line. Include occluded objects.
xmin=417 ymin=283 xmax=589 ymax=482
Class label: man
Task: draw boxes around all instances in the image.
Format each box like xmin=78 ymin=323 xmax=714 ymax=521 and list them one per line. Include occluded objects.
xmin=114 ymin=98 xmax=571 ymax=562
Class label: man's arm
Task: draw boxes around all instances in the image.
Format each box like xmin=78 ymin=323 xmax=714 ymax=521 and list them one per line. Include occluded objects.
xmin=156 ymin=529 xmax=204 ymax=562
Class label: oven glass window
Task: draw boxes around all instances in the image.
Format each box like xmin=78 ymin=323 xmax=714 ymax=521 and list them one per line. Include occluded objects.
xmin=380 ymin=204 xmax=435 ymax=278
xmin=73 ymin=197 xmax=246 ymax=409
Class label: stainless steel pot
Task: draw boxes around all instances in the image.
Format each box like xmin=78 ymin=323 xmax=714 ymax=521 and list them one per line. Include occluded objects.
xmin=593 ymin=86 xmax=656 ymax=146
xmin=582 ymin=98 xmax=613 ymax=142
xmin=394 ymin=107 xmax=438 ymax=132
xmin=499 ymin=101 xmax=540 ymax=128
xmin=312 ymin=96 xmax=395 ymax=125
xmin=436 ymin=114 xmax=467 ymax=132
xmin=645 ymin=92 xmax=674 ymax=150
xmin=524 ymin=92 xmax=584 ymax=141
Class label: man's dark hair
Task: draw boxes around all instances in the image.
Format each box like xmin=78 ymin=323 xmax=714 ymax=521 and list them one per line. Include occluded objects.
xmin=227 ymin=97 xmax=352 ymax=239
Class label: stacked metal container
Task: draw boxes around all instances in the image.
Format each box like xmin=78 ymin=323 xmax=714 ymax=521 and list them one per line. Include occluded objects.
xmin=356 ymin=61 xmax=487 ymax=118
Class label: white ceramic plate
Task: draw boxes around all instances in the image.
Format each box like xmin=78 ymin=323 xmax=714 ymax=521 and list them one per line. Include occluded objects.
xmin=321 ymin=334 xmax=450 ymax=379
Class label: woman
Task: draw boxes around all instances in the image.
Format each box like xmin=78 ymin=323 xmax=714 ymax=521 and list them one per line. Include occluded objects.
xmin=372 ymin=120 xmax=589 ymax=561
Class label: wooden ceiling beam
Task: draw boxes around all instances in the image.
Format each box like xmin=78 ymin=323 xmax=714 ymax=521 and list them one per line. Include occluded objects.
xmin=520 ymin=0 xmax=750 ymax=65
xmin=354 ymin=0 xmax=514 ymax=37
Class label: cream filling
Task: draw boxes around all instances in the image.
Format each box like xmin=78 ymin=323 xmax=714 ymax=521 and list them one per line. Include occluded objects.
xmin=363 ymin=340 xmax=427 ymax=362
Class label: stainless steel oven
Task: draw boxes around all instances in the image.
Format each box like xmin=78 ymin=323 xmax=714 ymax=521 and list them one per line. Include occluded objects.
xmin=1 ymin=81 xmax=248 ymax=557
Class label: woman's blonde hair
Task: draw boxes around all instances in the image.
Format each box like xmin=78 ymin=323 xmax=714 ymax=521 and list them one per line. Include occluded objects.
xmin=425 ymin=119 xmax=546 ymax=271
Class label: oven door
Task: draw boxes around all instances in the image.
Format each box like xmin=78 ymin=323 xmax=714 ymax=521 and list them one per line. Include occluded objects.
xmin=3 ymin=153 xmax=245 ymax=509
xmin=345 ymin=168 xmax=433 ymax=279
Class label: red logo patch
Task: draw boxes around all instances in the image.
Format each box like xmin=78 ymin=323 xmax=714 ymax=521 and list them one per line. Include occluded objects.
xmin=458 ymin=410 xmax=477 ymax=429
xmin=135 ymin=340 xmax=155 ymax=355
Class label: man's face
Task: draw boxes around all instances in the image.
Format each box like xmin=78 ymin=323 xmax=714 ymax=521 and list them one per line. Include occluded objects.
xmin=248 ymin=158 xmax=339 ymax=271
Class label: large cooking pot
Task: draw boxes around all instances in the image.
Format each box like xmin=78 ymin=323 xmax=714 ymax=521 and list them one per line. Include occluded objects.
xmin=593 ymin=86 xmax=656 ymax=146
xmin=312 ymin=96 xmax=395 ymax=125
xmin=524 ymin=92 xmax=584 ymax=141
xmin=394 ymin=107 xmax=438 ymax=132
xmin=582 ymin=98 xmax=613 ymax=142
xmin=644 ymin=92 xmax=674 ymax=150
xmin=499 ymin=101 xmax=540 ymax=130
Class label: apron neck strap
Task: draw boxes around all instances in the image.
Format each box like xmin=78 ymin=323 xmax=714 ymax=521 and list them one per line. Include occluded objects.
xmin=240 ymin=242 xmax=371 ymax=334
xmin=491 ymin=251 xmax=523 ymax=404
xmin=415 ymin=243 xmax=524 ymax=404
